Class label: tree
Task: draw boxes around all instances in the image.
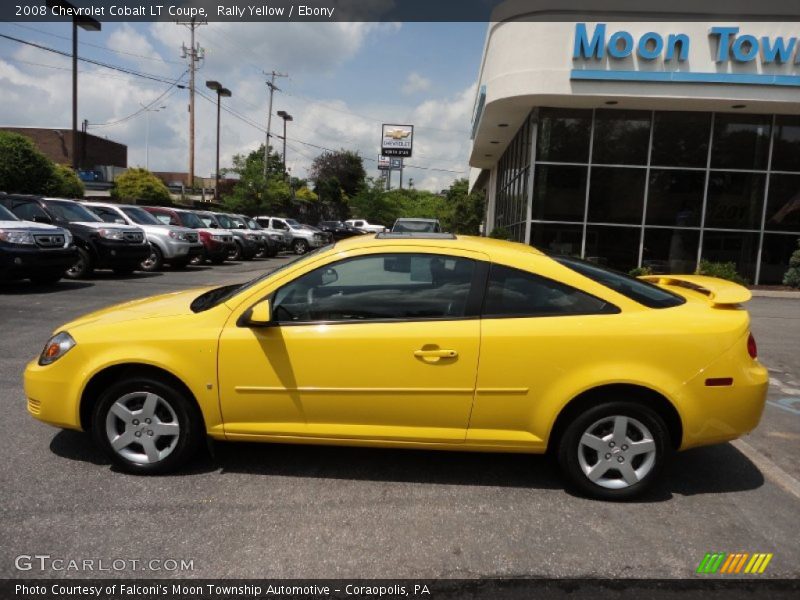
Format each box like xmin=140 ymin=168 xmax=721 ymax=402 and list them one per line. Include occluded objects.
xmin=349 ymin=178 xmax=404 ymax=226
xmin=47 ymin=164 xmax=85 ymax=198
xmin=111 ymin=168 xmax=170 ymax=204
xmin=222 ymin=144 xmax=289 ymax=215
xmin=0 ymin=131 xmax=84 ymax=197
xmin=783 ymin=239 xmax=800 ymax=288
xmin=310 ymin=149 xmax=366 ymax=199
xmin=444 ymin=178 xmax=485 ymax=235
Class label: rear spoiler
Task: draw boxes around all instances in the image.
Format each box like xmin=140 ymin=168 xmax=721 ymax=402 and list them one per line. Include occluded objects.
xmin=639 ymin=275 xmax=751 ymax=306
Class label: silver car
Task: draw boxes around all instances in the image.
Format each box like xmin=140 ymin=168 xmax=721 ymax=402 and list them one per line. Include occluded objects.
xmin=83 ymin=202 xmax=204 ymax=271
xmin=255 ymin=216 xmax=327 ymax=255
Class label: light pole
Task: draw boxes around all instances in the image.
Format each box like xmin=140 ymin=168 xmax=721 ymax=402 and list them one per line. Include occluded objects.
xmin=141 ymin=104 xmax=166 ymax=171
xmin=47 ymin=1 xmax=101 ymax=171
xmin=276 ymin=110 xmax=293 ymax=180
xmin=205 ymin=81 xmax=232 ymax=200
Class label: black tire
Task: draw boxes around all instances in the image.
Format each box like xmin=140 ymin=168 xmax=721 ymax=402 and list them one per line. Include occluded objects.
xmin=65 ymin=247 xmax=93 ymax=279
xmin=229 ymin=242 xmax=243 ymax=261
xmin=190 ymin=252 xmax=205 ymax=265
xmin=141 ymin=244 xmax=164 ymax=272
xmin=292 ymin=239 xmax=309 ymax=255
xmin=556 ymin=400 xmax=670 ymax=500
xmin=91 ymin=376 xmax=204 ymax=475
xmin=29 ymin=271 xmax=64 ymax=285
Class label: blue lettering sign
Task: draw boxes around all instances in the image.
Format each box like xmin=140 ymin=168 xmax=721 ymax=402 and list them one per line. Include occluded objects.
xmin=573 ymin=22 xmax=606 ymax=59
xmin=761 ymin=36 xmax=797 ymax=63
xmin=573 ymin=23 xmax=688 ymax=62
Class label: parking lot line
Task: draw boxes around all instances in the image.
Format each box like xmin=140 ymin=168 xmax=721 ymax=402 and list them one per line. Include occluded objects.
xmin=731 ymin=438 xmax=800 ymax=501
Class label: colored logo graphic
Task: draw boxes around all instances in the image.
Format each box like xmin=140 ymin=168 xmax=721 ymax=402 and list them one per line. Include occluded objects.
xmin=696 ymin=552 xmax=773 ymax=574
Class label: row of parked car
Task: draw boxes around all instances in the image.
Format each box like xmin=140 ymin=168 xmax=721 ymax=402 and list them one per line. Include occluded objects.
xmin=0 ymin=193 xmax=382 ymax=285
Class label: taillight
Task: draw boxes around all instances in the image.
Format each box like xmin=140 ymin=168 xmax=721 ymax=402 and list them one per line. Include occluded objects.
xmin=747 ymin=333 xmax=757 ymax=359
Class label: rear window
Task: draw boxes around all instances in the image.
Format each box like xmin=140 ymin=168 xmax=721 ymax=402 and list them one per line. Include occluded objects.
xmin=554 ymin=256 xmax=685 ymax=309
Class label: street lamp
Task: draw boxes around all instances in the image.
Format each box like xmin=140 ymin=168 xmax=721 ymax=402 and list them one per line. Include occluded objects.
xmin=205 ymin=80 xmax=232 ymax=200
xmin=47 ymin=1 xmax=101 ymax=171
xmin=140 ymin=104 xmax=166 ymax=171
xmin=276 ymin=110 xmax=293 ymax=179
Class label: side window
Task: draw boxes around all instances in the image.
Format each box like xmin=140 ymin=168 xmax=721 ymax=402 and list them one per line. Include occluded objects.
xmin=272 ymin=253 xmax=476 ymax=323
xmin=483 ymin=264 xmax=617 ymax=317
xmin=92 ymin=207 xmax=121 ymax=223
xmin=272 ymin=219 xmax=287 ymax=230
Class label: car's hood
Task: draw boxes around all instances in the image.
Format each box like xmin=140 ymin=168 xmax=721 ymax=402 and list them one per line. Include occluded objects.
xmin=0 ymin=220 xmax=64 ymax=232
xmin=138 ymin=223 xmax=196 ymax=236
xmin=72 ymin=221 xmax=142 ymax=231
xmin=61 ymin=287 xmax=219 ymax=331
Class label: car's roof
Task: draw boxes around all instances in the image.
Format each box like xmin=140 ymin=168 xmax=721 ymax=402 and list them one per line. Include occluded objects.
xmin=394 ymin=217 xmax=439 ymax=222
xmin=332 ymin=233 xmax=544 ymax=260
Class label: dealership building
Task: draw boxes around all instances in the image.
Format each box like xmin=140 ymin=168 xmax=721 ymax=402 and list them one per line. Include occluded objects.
xmin=469 ymin=1 xmax=800 ymax=284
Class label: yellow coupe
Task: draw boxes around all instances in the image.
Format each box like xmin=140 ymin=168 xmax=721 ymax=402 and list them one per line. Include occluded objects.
xmin=24 ymin=234 xmax=768 ymax=499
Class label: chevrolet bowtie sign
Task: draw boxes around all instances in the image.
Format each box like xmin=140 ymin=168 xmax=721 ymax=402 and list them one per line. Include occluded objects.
xmin=381 ymin=124 xmax=414 ymax=157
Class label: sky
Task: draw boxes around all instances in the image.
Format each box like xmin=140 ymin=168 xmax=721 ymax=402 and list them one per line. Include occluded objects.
xmin=0 ymin=21 xmax=487 ymax=191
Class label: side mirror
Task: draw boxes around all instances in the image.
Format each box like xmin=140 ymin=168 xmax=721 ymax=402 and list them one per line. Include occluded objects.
xmin=239 ymin=300 xmax=273 ymax=328
xmin=321 ymin=267 xmax=338 ymax=286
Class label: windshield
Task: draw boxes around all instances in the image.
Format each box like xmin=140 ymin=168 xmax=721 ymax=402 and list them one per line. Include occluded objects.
xmin=284 ymin=218 xmax=303 ymax=230
xmin=393 ymin=220 xmax=437 ymax=233
xmin=197 ymin=214 xmax=217 ymax=228
xmin=121 ymin=206 xmax=161 ymax=226
xmin=553 ymin=256 xmax=686 ymax=309
xmin=228 ymin=216 xmax=248 ymax=229
xmin=191 ymin=244 xmax=334 ymax=312
xmin=245 ymin=218 xmax=261 ymax=230
xmin=43 ymin=200 xmax=102 ymax=223
xmin=216 ymin=214 xmax=241 ymax=229
xmin=178 ymin=211 xmax=205 ymax=229
xmin=0 ymin=204 xmax=19 ymax=221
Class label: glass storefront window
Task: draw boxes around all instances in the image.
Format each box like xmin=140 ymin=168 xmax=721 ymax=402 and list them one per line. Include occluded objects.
xmin=531 ymin=223 xmax=583 ymax=256
xmin=584 ymin=225 xmax=641 ymax=273
xmin=532 ymin=165 xmax=587 ymax=222
xmin=711 ymin=113 xmax=771 ymax=170
xmin=536 ymin=108 xmax=592 ymax=163
xmin=592 ymin=109 xmax=651 ymax=165
xmin=651 ymin=111 xmax=711 ymax=168
xmin=760 ymin=234 xmax=800 ymax=285
xmin=772 ymin=115 xmax=800 ymax=173
xmin=588 ymin=167 xmax=646 ymax=225
xmin=642 ymin=228 xmax=699 ymax=275
xmin=646 ymin=170 xmax=705 ymax=227
xmin=765 ymin=174 xmax=800 ymax=233
xmin=705 ymin=171 xmax=765 ymax=230
xmin=701 ymin=231 xmax=759 ymax=283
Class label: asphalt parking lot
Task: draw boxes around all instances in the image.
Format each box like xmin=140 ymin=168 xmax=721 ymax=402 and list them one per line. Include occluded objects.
xmin=0 ymin=258 xmax=798 ymax=580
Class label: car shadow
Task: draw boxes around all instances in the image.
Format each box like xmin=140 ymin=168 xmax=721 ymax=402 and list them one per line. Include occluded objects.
xmin=0 ymin=280 xmax=94 ymax=294
xmin=49 ymin=430 xmax=765 ymax=498
xmin=90 ymin=271 xmax=163 ymax=280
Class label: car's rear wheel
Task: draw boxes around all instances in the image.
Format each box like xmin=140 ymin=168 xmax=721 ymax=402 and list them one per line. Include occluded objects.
xmin=92 ymin=377 xmax=203 ymax=474
xmin=557 ymin=401 xmax=669 ymax=500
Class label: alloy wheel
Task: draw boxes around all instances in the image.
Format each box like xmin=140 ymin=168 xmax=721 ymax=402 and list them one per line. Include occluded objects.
xmin=576 ymin=415 xmax=657 ymax=490
xmin=104 ymin=391 xmax=181 ymax=465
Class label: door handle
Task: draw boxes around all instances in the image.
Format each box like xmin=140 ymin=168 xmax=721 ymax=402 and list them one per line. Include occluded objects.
xmin=414 ymin=349 xmax=458 ymax=360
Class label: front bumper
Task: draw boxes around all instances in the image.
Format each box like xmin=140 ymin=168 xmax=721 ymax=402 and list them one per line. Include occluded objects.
xmin=25 ymin=355 xmax=84 ymax=430
xmin=93 ymin=239 xmax=151 ymax=268
xmin=0 ymin=245 xmax=78 ymax=278
xmin=159 ymin=236 xmax=203 ymax=260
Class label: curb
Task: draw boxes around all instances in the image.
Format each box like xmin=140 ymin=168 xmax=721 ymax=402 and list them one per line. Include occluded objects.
xmin=750 ymin=290 xmax=800 ymax=299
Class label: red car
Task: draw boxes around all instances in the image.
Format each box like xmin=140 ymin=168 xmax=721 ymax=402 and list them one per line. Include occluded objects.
xmin=143 ymin=207 xmax=235 ymax=264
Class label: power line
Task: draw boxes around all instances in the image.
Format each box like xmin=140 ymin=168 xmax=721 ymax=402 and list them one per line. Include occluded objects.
xmin=9 ymin=23 xmax=184 ymax=65
xmin=0 ymin=54 xmax=178 ymax=87
xmin=87 ymin=72 xmax=187 ymax=128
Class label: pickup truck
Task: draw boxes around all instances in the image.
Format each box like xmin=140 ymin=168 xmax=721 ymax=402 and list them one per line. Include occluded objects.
xmin=345 ymin=219 xmax=386 ymax=233
xmin=255 ymin=216 xmax=328 ymax=255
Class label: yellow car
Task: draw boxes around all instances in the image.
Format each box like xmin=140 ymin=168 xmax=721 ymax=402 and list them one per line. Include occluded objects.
xmin=24 ymin=234 xmax=768 ymax=499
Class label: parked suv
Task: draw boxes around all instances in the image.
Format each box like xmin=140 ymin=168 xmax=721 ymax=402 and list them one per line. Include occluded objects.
xmin=84 ymin=202 xmax=204 ymax=271
xmin=0 ymin=195 xmax=148 ymax=278
xmin=226 ymin=214 xmax=280 ymax=258
xmin=0 ymin=201 xmax=76 ymax=284
xmin=254 ymin=216 xmax=327 ymax=255
xmin=143 ymin=206 xmax=235 ymax=265
xmin=206 ymin=211 xmax=260 ymax=261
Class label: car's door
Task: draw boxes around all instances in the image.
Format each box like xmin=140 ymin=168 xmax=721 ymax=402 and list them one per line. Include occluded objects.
xmin=218 ymin=249 xmax=487 ymax=443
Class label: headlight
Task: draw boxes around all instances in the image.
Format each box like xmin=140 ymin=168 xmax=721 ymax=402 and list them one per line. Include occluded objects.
xmin=39 ymin=332 xmax=76 ymax=366
xmin=245 ymin=233 xmax=259 ymax=241
xmin=168 ymin=231 xmax=189 ymax=241
xmin=63 ymin=230 xmax=73 ymax=247
xmin=98 ymin=228 xmax=124 ymax=240
xmin=0 ymin=230 xmax=36 ymax=245
xmin=210 ymin=234 xmax=224 ymax=241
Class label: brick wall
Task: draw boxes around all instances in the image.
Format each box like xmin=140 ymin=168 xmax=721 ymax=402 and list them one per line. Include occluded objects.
xmin=0 ymin=127 xmax=127 ymax=169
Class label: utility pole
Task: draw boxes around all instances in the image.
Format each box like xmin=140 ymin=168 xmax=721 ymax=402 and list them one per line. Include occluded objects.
xmin=263 ymin=70 xmax=287 ymax=177
xmin=178 ymin=17 xmax=205 ymax=190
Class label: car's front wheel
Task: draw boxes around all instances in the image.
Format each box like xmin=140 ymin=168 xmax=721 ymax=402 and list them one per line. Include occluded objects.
xmin=292 ymin=239 xmax=309 ymax=255
xmin=92 ymin=376 xmax=203 ymax=474
xmin=557 ymin=401 xmax=669 ymax=500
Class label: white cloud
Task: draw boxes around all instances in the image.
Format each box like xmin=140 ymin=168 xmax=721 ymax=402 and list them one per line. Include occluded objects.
xmin=401 ymin=72 xmax=432 ymax=95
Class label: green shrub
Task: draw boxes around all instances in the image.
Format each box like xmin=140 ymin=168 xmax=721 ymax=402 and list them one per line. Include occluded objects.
xmin=696 ymin=260 xmax=748 ymax=285
xmin=488 ymin=226 xmax=511 ymax=240
xmin=111 ymin=168 xmax=170 ymax=204
xmin=46 ymin=163 xmax=84 ymax=198
xmin=629 ymin=266 xmax=654 ymax=277
xmin=782 ymin=239 xmax=800 ymax=288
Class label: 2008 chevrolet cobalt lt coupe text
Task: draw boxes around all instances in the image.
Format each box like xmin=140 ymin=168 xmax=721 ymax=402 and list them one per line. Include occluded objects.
xmin=24 ymin=234 xmax=768 ymax=499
